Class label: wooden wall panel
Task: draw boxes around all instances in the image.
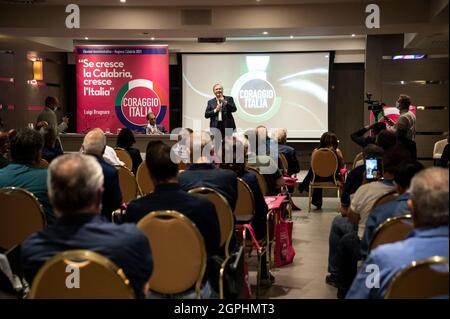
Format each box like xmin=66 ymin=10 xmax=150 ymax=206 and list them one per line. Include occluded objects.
xmin=382 ymin=83 xmax=449 ymax=107
xmin=381 ymin=58 xmax=449 ymax=82
xmin=416 ymin=109 xmax=449 ymax=132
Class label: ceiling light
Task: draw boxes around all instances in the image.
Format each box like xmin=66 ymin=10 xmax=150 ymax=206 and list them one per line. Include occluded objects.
xmin=84 ymin=37 xmax=89 ymax=40
xmin=289 ymin=35 xmax=294 ymax=39
xmin=151 ymin=37 xmax=155 ymax=41
xmin=120 ymin=0 xmax=126 ymax=3
xmin=262 ymin=31 xmax=268 ymax=35
xmin=351 ymin=34 xmax=356 ymax=37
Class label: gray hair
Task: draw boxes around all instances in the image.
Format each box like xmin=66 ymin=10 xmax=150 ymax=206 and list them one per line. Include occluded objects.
xmin=409 ymin=167 xmax=449 ymax=227
xmin=47 ymin=153 xmax=104 ymax=216
xmin=82 ymin=128 xmax=106 ymax=156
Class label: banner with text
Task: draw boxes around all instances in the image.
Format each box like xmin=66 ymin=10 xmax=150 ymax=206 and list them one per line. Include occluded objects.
xmin=76 ymin=45 xmax=169 ymax=134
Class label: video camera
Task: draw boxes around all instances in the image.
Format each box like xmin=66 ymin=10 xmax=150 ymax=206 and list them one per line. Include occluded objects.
xmin=364 ymin=93 xmax=385 ymax=116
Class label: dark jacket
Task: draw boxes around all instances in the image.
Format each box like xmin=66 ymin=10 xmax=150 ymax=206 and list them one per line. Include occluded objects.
xmin=21 ymin=214 xmax=152 ymax=298
xmin=205 ymin=96 xmax=237 ymax=131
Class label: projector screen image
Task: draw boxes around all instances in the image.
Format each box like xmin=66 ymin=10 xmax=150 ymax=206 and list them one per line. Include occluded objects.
xmin=182 ymin=52 xmax=330 ymax=139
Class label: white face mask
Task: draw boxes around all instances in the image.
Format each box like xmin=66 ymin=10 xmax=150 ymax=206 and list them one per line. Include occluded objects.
xmin=395 ymin=102 xmax=400 ymax=108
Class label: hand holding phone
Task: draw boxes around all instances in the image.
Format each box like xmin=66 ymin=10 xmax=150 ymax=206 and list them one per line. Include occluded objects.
xmin=365 ymin=157 xmax=380 ymax=181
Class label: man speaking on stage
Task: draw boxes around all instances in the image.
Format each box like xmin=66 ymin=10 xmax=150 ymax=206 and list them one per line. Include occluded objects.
xmin=205 ymin=83 xmax=237 ymax=137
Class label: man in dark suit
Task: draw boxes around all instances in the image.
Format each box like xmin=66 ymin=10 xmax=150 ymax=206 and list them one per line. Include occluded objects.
xmin=81 ymin=128 xmax=122 ymax=220
xmin=178 ymin=131 xmax=238 ymax=211
xmin=21 ymin=153 xmax=152 ymax=298
xmin=205 ymin=84 xmax=237 ymax=138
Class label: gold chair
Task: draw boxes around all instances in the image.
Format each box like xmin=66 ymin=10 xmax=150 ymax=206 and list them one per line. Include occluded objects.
xmin=137 ymin=210 xmax=206 ymax=298
xmin=372 ymin=191 xmax=398 ymax=209
xmin=279 ymin=153 xmax=289 ymax=175
xmin=246 ymin=166 xmax=269 ymax=196
xmin=433 ymin=138 xmax=448 ymax=165
xmin=368 ymin=214 xmax=414 ymax=253
xmin=308 ymin=148 xmax=340 ymax=212
xmin=352 ymin=152 xmax=364 ymax=169
xmin=0 ymin=187 xmax=46 ymax=251
xmin=234 ymin=177 xmax=255 ymax=224
xmin=29 ymin=250 xmax=134 ymax=299
xmin=117 ymin=166 xmax=141 ymax=204
xmin=385 ymin=256 xmax=449 ymax=299
xmin=38 ymin=158 xmax=49 ymax=168
xmin=188 ymin=187 xmax=234 ymax=258
xmin=114 ymin=147 xmax=133 ymax=171
xmin=136 ymin=161 xmax=155 ymax=195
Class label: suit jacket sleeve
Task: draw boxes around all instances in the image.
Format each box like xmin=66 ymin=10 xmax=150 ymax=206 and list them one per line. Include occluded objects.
xmin=205 ymin=100 xmax=217 ymax=119
xmin=225 ymin=96 xmax=237 ymax=113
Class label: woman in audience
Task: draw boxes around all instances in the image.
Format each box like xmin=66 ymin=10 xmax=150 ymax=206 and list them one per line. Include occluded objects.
xmin=41 ymin=126 xmax=63 ymax=163
xmin=298 ymin=132 xmax=344 ymax=210
xmin=116 ymin=128 xmax=142 ymax=175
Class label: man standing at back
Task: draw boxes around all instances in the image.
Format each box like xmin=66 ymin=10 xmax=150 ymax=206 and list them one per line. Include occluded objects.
xmin=205 ymin=84 xmax=237 ymax=139
xmin=21 ymin=154 xmax=152 ymax=298
xmin=36 ymin=96 xmax=69 ymax=152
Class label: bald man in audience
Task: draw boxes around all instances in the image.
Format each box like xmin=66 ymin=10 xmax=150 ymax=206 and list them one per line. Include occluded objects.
xmin=347 ymin=167 xmax=448 ymax=298
xmin=81 ymin=128 xmax=122 ymax=220
xmin=21 ymin=154 xmax=152 ymax=298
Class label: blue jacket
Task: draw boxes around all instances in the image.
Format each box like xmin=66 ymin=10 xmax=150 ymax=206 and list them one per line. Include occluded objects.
xmin=21 ymin=214 xmax=153 ymax=298
xmin=347 ymin=226 xmax=449 ymax=299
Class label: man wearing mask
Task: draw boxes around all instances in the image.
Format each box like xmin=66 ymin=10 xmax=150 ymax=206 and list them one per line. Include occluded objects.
xmin=385 ymin=94 xmax=416 ymax=140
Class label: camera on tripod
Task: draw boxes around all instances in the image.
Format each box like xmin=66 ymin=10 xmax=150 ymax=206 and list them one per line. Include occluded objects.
xmin=364 ymin=93 xmax=385 ymax=116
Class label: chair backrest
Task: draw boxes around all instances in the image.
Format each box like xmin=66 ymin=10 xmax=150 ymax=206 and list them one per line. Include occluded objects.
xmin=234 ymin=177 xmax=255 ymax=221
xmin=352 ymin=152 xmax=364 ymax=169
xmin=0 ymin=187 xmax=46 ymax=251
xmin=385 ymin=256 xmax=449 ymax=299
xmin=137 ymin=210 xmax=206 ymax=297
xmin=38 ymin=158 xmax=49 ymax=168
xmin=29 ymin=250 xmax=135 ymax=299
xmin=246 ymin=166 xmax=269 ymax=196
xmin=136 ymin=161 xmax=155 ymax=195
xmin=279 ymin=153 xmax=289 ymax=174
xmin=188 ymin=187 xmax=234 ymax=257
xmin=372 ymin=191 xmax=398 ymax=209
xmin=368 ymin=214 xmax=414 ymax=253
xmin=178 ymin=161 xmax=187 ymax=171
xmin=433 ymin=138 xmax=448 ymax=159
xmin=114 ymin=147 xmax=133 ymax=171
xmin=117 ymin=166 xmax=141 ymax=204
xmin=311 ymin=148 xmax=338 ymax=180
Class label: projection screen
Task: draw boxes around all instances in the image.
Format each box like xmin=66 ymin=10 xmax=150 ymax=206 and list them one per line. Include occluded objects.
xmin=182 ymin=52 xmax=331 ymax=139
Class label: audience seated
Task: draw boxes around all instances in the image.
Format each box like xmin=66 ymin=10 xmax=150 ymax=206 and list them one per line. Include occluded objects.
xmin=178 ymin=130 xmax=238 ymax=212
xmin=0 ymin=128 xmax=55 ymax=224
xmin=41 ymin=127 xmax=63 ymax=163
xmin=116 ymin=128 xmax=142 ymax=175
xmin=171 ymin=128 xmax=193 ymax=164
xmin=81 ymin=128 xmax=122 ymax=220
xmin=21 ymin=153 xmax=153 ymax=298
xmin=274 ymin=128 xmax=300 ymax=176
xmin=298 ymin=132 xmax=344 ymax=210
xmin=361 ymin=161 xmax=424 ymax=256
xmin=346 ymin=167 xmax=448 ymax=298
xmin=0 ymin=132 xmax=9 ymax=169
xmin=125 ymin=140 xmax=220 ymax=298
xmin=246 ymin=128 xmax=285 ymax=195
xmin=327 ymin=145 xmax=412 ymax=297
xmin=340 ymin=144 xmax=384 ymax=212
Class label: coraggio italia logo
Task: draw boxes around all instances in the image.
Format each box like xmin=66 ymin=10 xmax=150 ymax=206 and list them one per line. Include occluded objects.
xmin=115 ymin=79 xmax=167 ymax=131
xmin=231 ymin=56 xmax=282 ymax=123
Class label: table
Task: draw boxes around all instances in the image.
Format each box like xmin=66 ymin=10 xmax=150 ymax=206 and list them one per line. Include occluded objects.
xmin=59 ymin=133 xmax=177 ymax=152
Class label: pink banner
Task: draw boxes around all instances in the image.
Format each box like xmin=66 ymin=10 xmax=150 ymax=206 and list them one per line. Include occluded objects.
xmin=75 ymin=45 xmax=169 ymax=134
